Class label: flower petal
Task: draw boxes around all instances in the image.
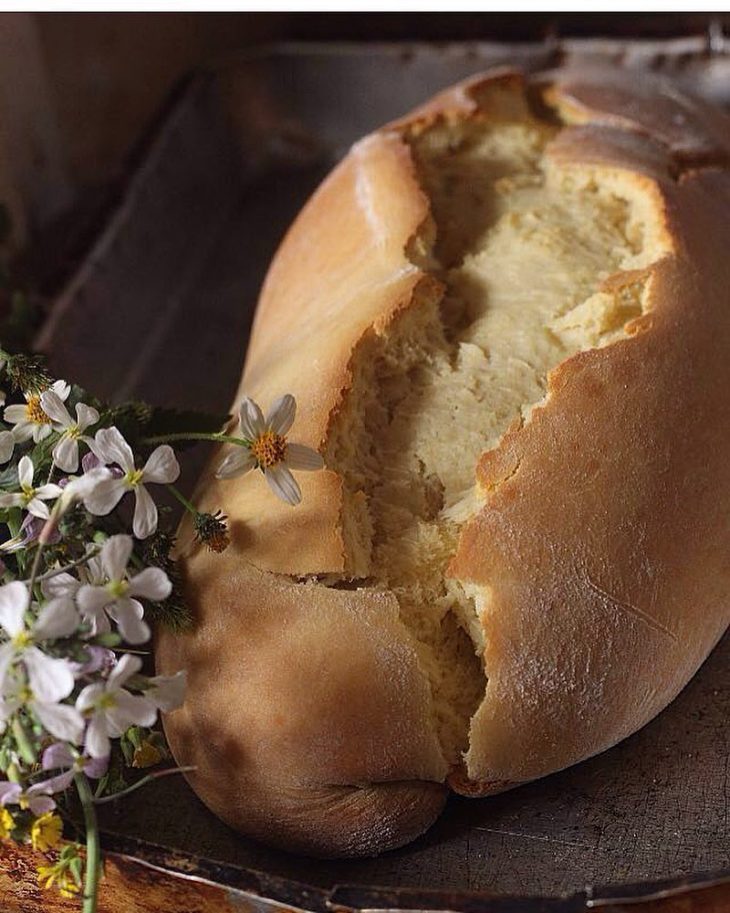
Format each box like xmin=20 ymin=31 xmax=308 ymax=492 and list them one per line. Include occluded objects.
xmin=141 ymin=445 xmax=179 ymax=485
xmin=266 ymin=394 xmax=296 ymax=436
xmin=10 ymin=423 xmax=34 ymax=443
xmin=0 ymin=581 xmax=29 ymax=637
xmin=265 ymin=463 xmax=301 ymax=506
xmin=0 ymin=493 xmax=24 ymax=510
xmin=76 ymin=683 xmax=104 ymax=714
xmin=52 ymin=436 xmax=79 ymax=473
xmin=285 ymin=443 xmax=324 ymax=471
xmin=27 ymin=794 xmax=56 ymax=816
xmin=128 ymin=568 xmax=171 ymax=601
xmin=33 ymin=424 xmax=52 ymax=443
xmin=50 ymin=380 xmax=71 ymax=401
xmin=33 ymin=701 xmax=84 ymax=744
xmin=0 ymin=431 xmax=15 ymax=464
xmin=3 ymin=404 xmax=28 ymax=424
xmin=106 ymin=690 xmax=157 ymax=734
xmin=25 ymin=648 xmax=75 ymax=703
xmin=34 ymin=483 xmax=63 ymax=501
xmin=33 ymin=769 xmax=75 ymax=795
xmin=215 ymin=448 xmax=255 ymax=480
xmin=238 ymin=397 xmax=266 ymax=440
xmin=77 ymin=584 xmax=112 ymax=617
xmin=42 ymin=742 xmax=74 ymax=771
xmin=108 ymin=598 xmax=150 ymax=645
xmin=132 ymin=485 xmax=157 ymax=539
xmin=93 ymin=426 xmax=134 ymax=472
xmin=75 ymin=403 xmax=99 ymax=430
xmin=33 ymin=597 xmax=79 ymax=640
xmin=26 ymin=497 xmax=50 ymax=519
xmin=17 ymin=455 xmax=34 ymax=489
xmin=83 ymin=476 xmax=127 ymax=516
xmin=0 ymin=644 xmax=16 ymax=690
xmin=146 ymin=670 xmax=186 ymax=712
xmin=62 ymin=466 xmax=111 ymax=505
xmin=39 ymin=390 xmax=72 ymax=428
xmin=41 ymin=572 xmax=81 ymax=601
xmin=83 ymin=754 xmax=109 ymax=779
xmin=101 ymin=534 xmax=133 ymax=580
xmin=107 ymin=653 xmax=142 ymax=690
xmin=84 ymin=714 xmax=110 ymax=760
xmin=0 ymin=782 xmax=21 ymax=805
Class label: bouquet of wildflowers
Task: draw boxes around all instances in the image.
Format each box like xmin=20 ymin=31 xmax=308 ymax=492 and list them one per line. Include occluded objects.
xmin=0 ymin=212 xmax=323 ymax=911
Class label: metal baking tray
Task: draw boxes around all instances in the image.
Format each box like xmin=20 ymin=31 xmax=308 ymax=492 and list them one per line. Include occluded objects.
xmin=36 ymin=38 xmax=729 ymax=912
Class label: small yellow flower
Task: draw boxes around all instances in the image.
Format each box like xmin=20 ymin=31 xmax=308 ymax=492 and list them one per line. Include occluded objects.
xmin=0 ymin=808 xmax=14 ymax=839
xmin=31 ymin=812 xmax=63 ymax=852
xmin=37 ymin=863 xmax=80 ymax=898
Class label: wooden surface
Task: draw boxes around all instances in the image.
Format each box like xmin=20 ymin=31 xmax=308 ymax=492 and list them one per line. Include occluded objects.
xmin=26 ymin=40 xmax=730 ymax=912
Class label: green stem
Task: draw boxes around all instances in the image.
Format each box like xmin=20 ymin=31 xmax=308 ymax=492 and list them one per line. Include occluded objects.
xmin=167 ymin=484 xmax=198 ymax=517
xmin=75 ymin=773 xmax=101 ymax=913
xmin=11 ymin=717 xmax=35 ymax=765
xmin=92 ymin=766 xmax=196 ymax=805
xmin=141 ymin=431 xmax=248 ymax=447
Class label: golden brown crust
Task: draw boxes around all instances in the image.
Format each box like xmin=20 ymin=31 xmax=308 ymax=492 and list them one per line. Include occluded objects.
xmin=157 ymin=65 xmax=730 ymax=854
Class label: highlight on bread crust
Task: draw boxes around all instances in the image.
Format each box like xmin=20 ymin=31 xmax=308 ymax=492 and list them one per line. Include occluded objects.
xmin=156 ymin=66 xmax=730 ymax=854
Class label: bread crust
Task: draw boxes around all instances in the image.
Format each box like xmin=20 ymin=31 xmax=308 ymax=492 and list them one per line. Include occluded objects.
xmin=156 ymin=66 xmax=730 ymax=853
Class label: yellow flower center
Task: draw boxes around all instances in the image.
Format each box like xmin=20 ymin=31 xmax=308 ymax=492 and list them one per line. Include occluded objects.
xmin=98 ymin=692 xmax=117 ymax=711
xmin=12 ymin=631 xmax=32 ymax=650
xmin=107 ymin=578 xmax=128 ymax=598
xmin=25 ymin=395 xmax=52 ymax=425
xmin=250 ymin=430 xmax=287 ymax=469
xmin=124 ymin=468 xmax=144 ymax=487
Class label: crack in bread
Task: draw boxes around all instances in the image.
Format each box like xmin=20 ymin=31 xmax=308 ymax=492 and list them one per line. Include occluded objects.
xmin=325 ymin=80 xmax=670 ymax=764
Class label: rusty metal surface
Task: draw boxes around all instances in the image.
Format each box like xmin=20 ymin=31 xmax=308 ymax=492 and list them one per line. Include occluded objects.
xmin=37 ymin=39 xmax=729 ymax=910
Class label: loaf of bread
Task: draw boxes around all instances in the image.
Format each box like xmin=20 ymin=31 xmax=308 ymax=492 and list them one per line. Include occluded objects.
xmin=155 ymin=66 xmax=730 ymax=857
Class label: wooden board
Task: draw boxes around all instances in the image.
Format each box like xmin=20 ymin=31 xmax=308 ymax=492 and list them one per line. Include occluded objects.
xmin=35 ymin=39 xmax=730 ymax=911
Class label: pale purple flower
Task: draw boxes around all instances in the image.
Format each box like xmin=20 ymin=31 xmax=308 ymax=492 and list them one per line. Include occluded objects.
xmin=144 ymin=669 xmax=186 ymax=712
xmin=0 ymin=779 xmax=59 ymax=815
xmin=42 ymin=742 xmax=109 ymax=780
xmin=0 ymin=455 xmax=63 ymax=519
xmin=40 ymin=390 xmax=99 ymax=473
xmin=4 ymin=380 xmax=70 ymax=443
xmin=84 ymin=427 xmax=179 ymax=538
xmin=215 ymin=395 xmax=323 ymax=506
xmin=77 ymin=535 xmax=170 ymax=644
xmin=76 ymin=654 xmax=157 ymax=759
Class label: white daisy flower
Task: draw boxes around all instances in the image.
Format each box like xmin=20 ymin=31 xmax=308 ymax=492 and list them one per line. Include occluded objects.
xmin=76 ymin=654 xmax=157 ymax=759
xmin=77 ymin=534 xmax=170 ymax=644
xmin=0 ymin=582 xmax=82 ymax=742
xmin=40 ymin=389 xmax=99 ymax=473
xmin=4 ymin=380 xmax=70 ymax=443
xmin=84 ymin=427 xmax=180 ymax=539
xmin=215 ymin=395 xmax=323 ymax=506
xmin=0 ymin=455 xmax=63 ymax=519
